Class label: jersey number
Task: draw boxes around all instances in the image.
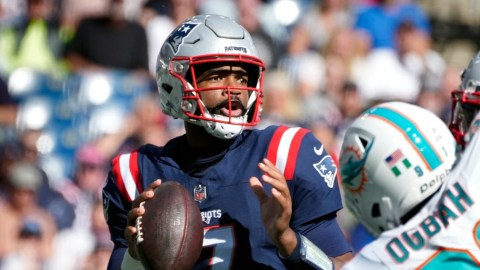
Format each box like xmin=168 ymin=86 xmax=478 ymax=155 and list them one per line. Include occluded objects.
xmin=200 ymin=226 xmax=235 ymax=270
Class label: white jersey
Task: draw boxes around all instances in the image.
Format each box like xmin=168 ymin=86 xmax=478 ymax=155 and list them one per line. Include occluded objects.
xmin=343 ymin=116 xmax=480 ymax=269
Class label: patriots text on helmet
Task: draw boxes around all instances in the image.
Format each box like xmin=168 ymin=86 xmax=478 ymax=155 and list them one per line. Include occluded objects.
xmin=224 ymin=46 xmax=247 ymax=53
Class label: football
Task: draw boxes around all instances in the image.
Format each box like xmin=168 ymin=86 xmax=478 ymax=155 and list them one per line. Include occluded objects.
xmin=136 ymin=181 xmax=204 ymax=270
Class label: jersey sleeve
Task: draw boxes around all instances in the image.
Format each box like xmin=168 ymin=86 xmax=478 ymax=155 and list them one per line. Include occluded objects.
xmin=102 ymin=149 xmax=145 ymax=269
xmin=102 ymin=169 xmax=131 ymax=249
xmin=294 ymin=131 xmax=350 ymax=256
xmin=265 ymin=126 xmax=350 ymax=256
xmin=266 ymin=126 xmax=343 ymax=223
xmin=290 ymin=130 xmax=343 ymax=223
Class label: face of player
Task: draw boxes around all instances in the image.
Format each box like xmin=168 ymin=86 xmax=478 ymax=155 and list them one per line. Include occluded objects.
xmin=195 ymin=64 xmax=251 ymax=118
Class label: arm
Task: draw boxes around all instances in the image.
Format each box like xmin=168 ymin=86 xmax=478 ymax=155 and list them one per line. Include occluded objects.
xmin=250 ymin=158 xmax=352 ymax=269
xmin=107 ymin=245 xmax=127 ymax=270
xmin=121 ymin=180 xmax=163 ymax=270
xmin=103 ymin=170 xmax=130 ymax=270
xmin=103 ymin=164 xmax=160 ymax=270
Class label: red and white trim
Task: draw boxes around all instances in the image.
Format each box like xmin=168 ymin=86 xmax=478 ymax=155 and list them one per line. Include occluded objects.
xmin=112 ymin=150 xmax=143 ymax=202
xmin=266 ymin=126 xmax=309 ymax=180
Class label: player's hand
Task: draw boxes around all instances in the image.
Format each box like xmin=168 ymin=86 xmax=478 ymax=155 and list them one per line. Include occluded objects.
xmin=124 ymin=179 xmax=162 ymax=259
xmin=249 ymin=158 xmax=297 ymax=256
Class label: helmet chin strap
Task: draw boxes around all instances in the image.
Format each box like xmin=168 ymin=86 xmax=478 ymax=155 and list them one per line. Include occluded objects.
xmin=203 ymin=115 xmax=246 ymax=139
xmin=193 ymin=90 xmax=256 ymax=140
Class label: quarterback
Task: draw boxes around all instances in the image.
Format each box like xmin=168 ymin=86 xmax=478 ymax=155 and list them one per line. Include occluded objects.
xmin=102 ymin=14 xmax=352 ymax=270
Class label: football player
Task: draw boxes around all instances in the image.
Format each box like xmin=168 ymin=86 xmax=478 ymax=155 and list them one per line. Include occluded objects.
xmin=102 ymin=14 xmax=352 ymax=270
xmin=339 ymin=52 xmax=480 ymax=269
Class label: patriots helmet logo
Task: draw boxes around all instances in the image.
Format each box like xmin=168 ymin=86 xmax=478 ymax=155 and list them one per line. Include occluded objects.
xmin=166 ymin=22 xmax=200 ymax=53
xmin=313 ymin=155 xmax=337 ymax=188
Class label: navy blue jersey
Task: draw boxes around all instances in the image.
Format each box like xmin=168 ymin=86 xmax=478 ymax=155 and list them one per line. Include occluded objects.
xmin=103 ymin=125 xmax=350 ymax=269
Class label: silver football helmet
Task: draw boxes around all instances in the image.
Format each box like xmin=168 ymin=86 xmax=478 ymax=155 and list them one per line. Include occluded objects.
xmin=339 ymin=102 xmax=456 ymax=236
xmin=450 ymin=51 xmax=480 ymax=147
xmin=156 ymin=14 xmax=266 ymax=139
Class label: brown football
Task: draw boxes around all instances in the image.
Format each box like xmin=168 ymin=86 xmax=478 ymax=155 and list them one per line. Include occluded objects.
xmin=136 ymin=181 xmax=203 ymax=270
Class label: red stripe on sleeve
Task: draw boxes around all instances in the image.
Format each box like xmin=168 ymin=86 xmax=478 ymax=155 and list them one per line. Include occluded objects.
xmin=266 ymin=126 xmax=289 ymax=165
xmin=112 ymin=154 xmax=132 ymax=202
xmin=284 ymin=128 xmax=309 ymax=180
xmin=129 ymin=150 xmax=143 ymax=194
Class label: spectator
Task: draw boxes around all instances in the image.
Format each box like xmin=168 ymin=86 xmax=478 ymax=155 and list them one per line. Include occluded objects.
xmin=80 ymin=199 xmax=114 ymax=270
xmin=278 ymin=25 xmax=327 ymax=100
xmin=47 ymin=144 xmax=109 ymax=269
xmin=168 ymin=0 xmax=198 ymax=25
xmin=396 ymin=20 xmax=446 ymax=92
xmin=138 ymin=0 xmax=198 ymax=77
xmin=0 ymin=161 xmax=57 ymax=262
xmin=322 ymin=54 xmax=350 ymax=106
xmin=0 ymin=76 xmax=17 ymax=127
xmin=353 ymin=0 xmax=431 ymax=50
xmin=64 ymin=0 xmax=149 ymax=73
xmin=58 ymin=144 xmax=108 ymax=230
xmin=257 ymin=69 xmax=302 ymax=128
xmin=91 ymin=92 xmax=175 ymax=161
xmin=0 ymin=219 xmax=45 ymax=270
xmin=0 ymin=0 xmax=68 ymax=77
xmin=351 ymin=47 xmax=421 ymax=104
xmin=298 ymin=0 xmax=353 ymax=52
xmin=235 ymin=0 xmax=280 ymax=68
xmin=322 ymin=27 xmax=368 ymax=105
xmin=335 ymin=81 xmax=366 ymax=148
xmin=138 ymin=1 xmax=176 ymax=76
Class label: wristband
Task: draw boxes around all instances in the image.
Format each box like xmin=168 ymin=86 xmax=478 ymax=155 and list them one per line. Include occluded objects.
xmin=299 ymin=234 xmax=334 ymax=270
xmin=279 ymin=232 xmax=334 ymax=270
xmin=121 ymin=248 xmax=145 ymax=270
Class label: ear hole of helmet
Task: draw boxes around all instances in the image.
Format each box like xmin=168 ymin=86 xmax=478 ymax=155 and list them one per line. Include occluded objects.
xmin=359 ymin=137 xmax=369 ymax=150
xmin=161 ymin=83 xmax=173 ymax=94
xmin=371 ymin=203 xmax=381 ymax=217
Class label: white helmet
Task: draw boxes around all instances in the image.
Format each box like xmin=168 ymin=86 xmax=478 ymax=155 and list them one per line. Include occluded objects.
xmin=339 ymin=102 xmax=456 ymax=236
xmin=156 ymin=14 xmax=265 ymax=139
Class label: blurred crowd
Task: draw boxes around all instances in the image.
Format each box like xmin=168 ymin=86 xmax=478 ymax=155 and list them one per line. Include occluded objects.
xmin=0 ymin=0 xmax=479 ymax=269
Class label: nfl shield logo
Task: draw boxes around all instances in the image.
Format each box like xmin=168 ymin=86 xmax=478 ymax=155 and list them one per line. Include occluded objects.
xmin=194 ymin=184 xmax=207 ymax=203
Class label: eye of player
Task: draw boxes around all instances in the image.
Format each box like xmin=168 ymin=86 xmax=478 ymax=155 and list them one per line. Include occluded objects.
xmin=196 ymin=68 xmax=249 ymax=87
